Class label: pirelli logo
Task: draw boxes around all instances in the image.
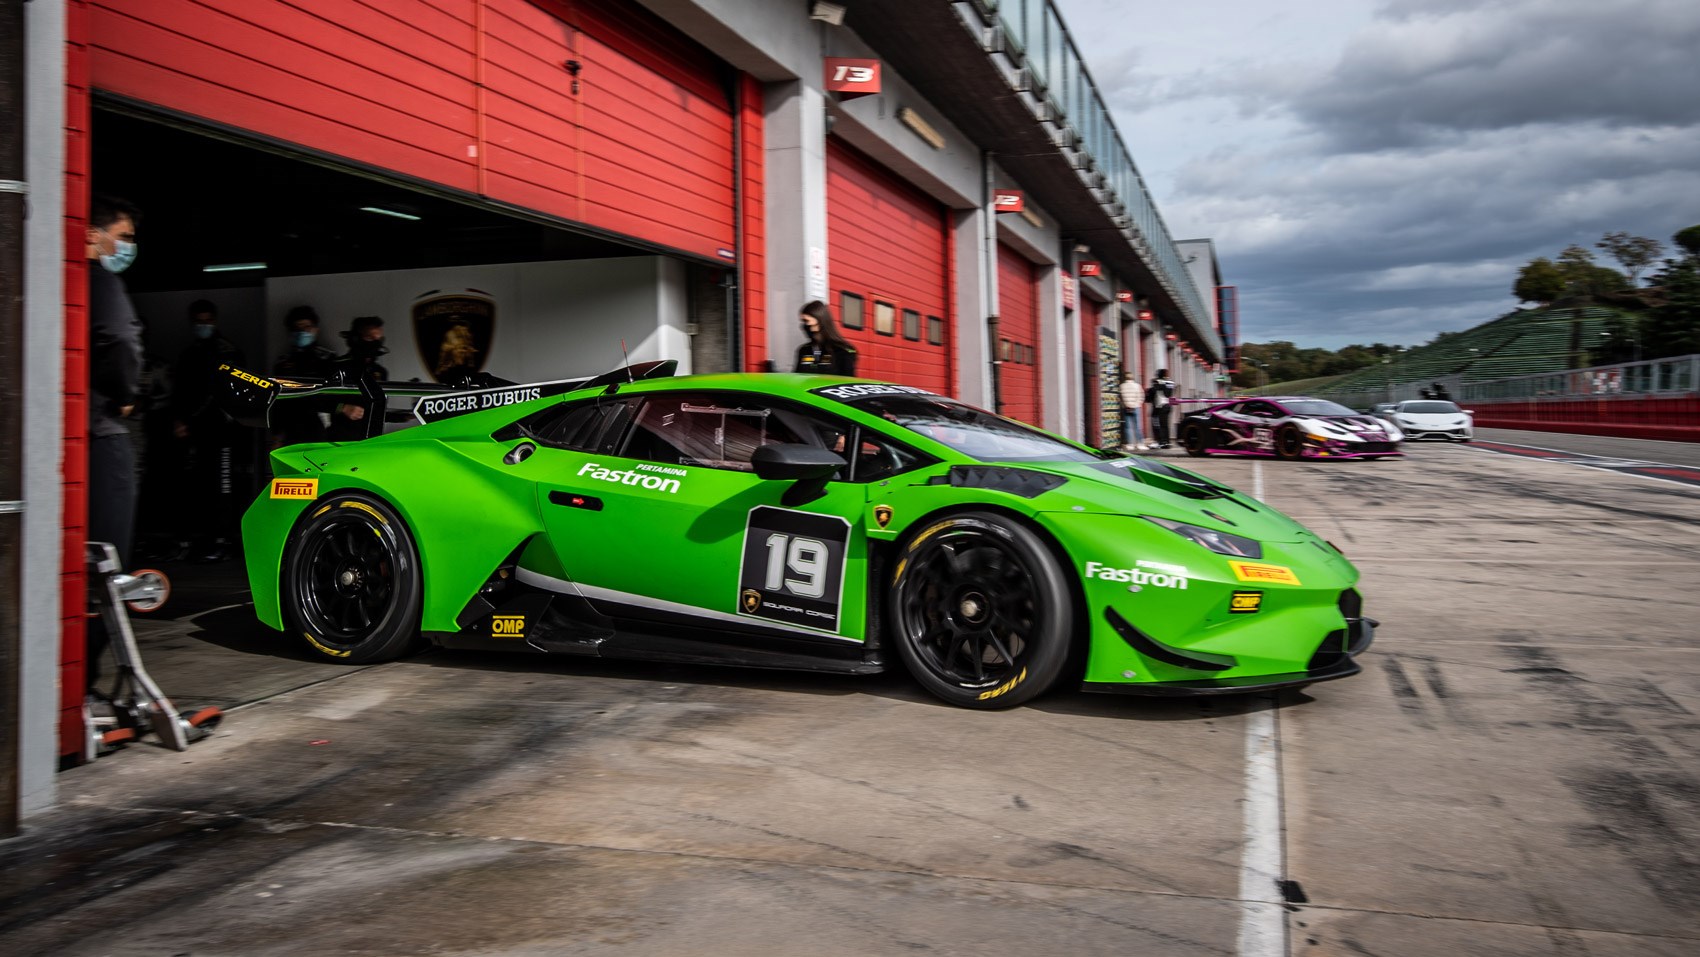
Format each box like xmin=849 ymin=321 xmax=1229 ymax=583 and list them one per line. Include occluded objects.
xmin=270 ymin=477 xmax=319 ymax=500
xmin=490 ymin=615 xmax=526 ymax=639
xmin=1228 ymin=561 xmax=1301 ymax=587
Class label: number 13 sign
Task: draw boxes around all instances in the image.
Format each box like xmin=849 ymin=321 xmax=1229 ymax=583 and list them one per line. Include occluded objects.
xmin=825 ymin=58 xmax=881 ymax=96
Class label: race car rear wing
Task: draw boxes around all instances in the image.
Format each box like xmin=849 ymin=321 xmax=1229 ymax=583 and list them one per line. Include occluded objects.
xmin=216 ymin=359 xmax=677 ymax=440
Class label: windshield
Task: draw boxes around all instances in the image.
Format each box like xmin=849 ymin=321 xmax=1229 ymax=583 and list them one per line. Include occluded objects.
xmin=1282 ymin=399 xmax=1358 ymax=416
xmin=1399 ymin=401 xmax=1461 ymax=414
xmin=855 ymin=395 xmax=1105 ymax=463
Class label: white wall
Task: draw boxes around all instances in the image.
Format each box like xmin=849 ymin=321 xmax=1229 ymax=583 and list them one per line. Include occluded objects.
xmin=265 ymin=257 xmax=689 ymax=383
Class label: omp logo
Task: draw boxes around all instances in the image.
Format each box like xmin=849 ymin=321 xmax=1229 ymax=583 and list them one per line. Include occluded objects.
xmin=578 ymin=462 xmax=681 ymax=493
xmin=270 ymin=477 xmax=318 ymax=499
xmin=1229 ymin=591 xmax=1263 ymax=614
xmin=1084 ymin=560 xmax=1190 ymax=590
xmin=490 ymin=615 xmax=526 ymax=638
xmin=977 ymin=667 xmax=1027 ymax=701
xmin=1229 ymin=561 xmax=1301 ymax=586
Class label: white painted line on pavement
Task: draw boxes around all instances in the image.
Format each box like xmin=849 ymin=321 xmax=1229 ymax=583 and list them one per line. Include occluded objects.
xmin=1237 ymin=697 xmax=1286 ymax=957
xmin=1252 ymin=459 xmax=1265 ymax=502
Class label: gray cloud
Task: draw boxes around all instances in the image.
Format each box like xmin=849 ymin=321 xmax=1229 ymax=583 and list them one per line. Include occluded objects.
xmin=1055 ymin=0 xmax=1700 ymax=348
xmin=1299 ymin=0 xmax=1700 ymax=149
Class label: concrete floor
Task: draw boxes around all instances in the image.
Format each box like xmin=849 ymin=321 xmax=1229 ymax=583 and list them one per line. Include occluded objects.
xmin=3 ymin=435 xmax=1697 ymax=956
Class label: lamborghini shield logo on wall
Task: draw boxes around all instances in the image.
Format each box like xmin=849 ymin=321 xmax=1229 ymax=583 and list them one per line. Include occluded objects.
xmin=874 ymin=505 xmax=893 ymax=529
xmin=413 ymin=290 xmax=495 ymax=384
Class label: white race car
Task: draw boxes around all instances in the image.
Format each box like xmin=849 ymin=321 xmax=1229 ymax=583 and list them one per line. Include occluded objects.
xmin=1390 ymin=399 xmax=1473 ymax=441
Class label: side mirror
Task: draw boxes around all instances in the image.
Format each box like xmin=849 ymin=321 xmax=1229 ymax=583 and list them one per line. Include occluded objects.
xmin=752 ymin=443 xmax=845 ymax=506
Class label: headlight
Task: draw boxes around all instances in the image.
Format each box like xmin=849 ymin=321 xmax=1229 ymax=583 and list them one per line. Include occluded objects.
xmin=1145 ymin=518 xmax=1263 ymax=559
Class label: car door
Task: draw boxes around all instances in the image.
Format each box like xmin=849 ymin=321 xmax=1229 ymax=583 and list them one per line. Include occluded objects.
xmin=529 ymin=390 xmax=874 ymax=643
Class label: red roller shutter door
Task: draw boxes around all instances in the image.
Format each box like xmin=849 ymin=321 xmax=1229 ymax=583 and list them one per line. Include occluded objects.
xmin=997 ymin=243 xmax=1041 ymax=425
xmin=88 ymin=0 xmax=738 ymax=262
xmin=826 ymin=140 xmax=952 ymax=393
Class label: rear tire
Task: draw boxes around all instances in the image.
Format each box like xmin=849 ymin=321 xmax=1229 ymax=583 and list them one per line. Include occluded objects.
xmin=888 ymin=513 xmax=1073 ymax=709
xmin=282 ymin=492 xmax=424 ymax=664
xmin=1180 ymin=422 xmax=1210 ymax=457
xmin=1275 ymin=424 xmax=1306 ymax=461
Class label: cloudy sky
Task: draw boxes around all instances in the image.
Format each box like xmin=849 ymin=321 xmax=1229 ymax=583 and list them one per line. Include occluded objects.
xmin=1051 ymin=0 xmax=1700 ymax=348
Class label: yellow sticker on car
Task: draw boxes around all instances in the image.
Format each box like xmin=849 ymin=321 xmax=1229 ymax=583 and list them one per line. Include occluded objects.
xmin=1229 ymin=561 xmax=1301 ymax=586
xmin=270 ymin=477 xmax=318 ymax=500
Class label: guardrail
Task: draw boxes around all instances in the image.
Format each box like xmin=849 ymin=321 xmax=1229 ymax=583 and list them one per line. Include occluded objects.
xmin=1457 ymin=355 xmax=1700 ymax=402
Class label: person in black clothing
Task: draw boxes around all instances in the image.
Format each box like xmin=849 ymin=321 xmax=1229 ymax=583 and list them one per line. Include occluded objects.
xmin=86 ymin=195 xmax=144 ymax=691
xmin=172 ymin=299 xmax=246 ymax=561
xmin=793 ymin=300 xmax=858 ymax=376
xmin=1145 ymin=368 xmax=1177 ymax=449
xmin=327 ymin=315 xmax=390 ymax=441
xmin=271 ymin=305 xmax=338 ymax=446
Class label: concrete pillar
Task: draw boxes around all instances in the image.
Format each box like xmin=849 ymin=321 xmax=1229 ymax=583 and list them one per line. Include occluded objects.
xmin=20 ymin=0 xmax=65 ymax=817
xmin=761 ymin=80 xmax=829 ymax=370
xmin=953 ymin=206 xmax=992 ymax=406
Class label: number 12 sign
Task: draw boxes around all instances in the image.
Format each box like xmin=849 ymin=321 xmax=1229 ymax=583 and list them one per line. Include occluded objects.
xmin=825 ymin=58 xmax=881 ymax=96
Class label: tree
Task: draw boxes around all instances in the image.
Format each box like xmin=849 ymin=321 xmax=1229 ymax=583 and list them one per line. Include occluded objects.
xmin=1673 ymin=224 xmax=1700 ymax=260
xmin=1514 ymin=258 xmax=1565 ymax=304
xmin=1642 ymin=256 xmax=1700 ymax=359
xmin=1595 ymin=232 xmax=1664 ymax=285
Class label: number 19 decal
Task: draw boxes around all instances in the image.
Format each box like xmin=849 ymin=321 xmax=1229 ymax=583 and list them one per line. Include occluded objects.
xmin=738 ymin=507 xmax=850 ymax=631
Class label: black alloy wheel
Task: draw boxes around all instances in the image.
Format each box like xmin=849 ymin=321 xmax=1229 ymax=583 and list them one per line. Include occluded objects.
xmin=1180 ymin=421 xmax=1210 ymax=457
xmin=1275 ymin=424 xmax=1307 ymax=461
xmin=889 ymin=512 xmax=1073 ymax=708
xmin=282 ymin=493 xmax=424 ymax=664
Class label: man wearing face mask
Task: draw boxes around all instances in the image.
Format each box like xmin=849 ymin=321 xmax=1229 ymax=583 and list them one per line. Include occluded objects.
xmin=86 ymin=195 xmax=145 ymax=693
xmin=171 ymin=299 xmax=245 ymax=561
xmin=328 ymin=315 xmax=390 ymax=441
xmin=272 ymin=305 xmax=337 ymax=446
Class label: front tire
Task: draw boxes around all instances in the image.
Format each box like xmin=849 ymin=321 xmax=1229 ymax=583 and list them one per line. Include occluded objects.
xmin=282 ymin=492 xmax=424 ymax=664
xmin=1275 ymin=424 xmax=1307 ymax=461
xmin=888 ymin=513 xmax=1073 ymax=709
xmin=1180 ymin=422 xmax=1210 ymax=457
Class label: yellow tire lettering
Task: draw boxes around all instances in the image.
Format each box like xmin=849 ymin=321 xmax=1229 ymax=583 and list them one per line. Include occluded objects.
xmin=340 ymin=500 xmax=389 ymax=525
xmin=976 ymin=667 xmax=1027 ymax=701
xmin=303 ymin=632 xmax=351 ymax=658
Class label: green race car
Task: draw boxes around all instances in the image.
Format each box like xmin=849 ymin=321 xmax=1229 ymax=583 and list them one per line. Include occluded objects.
xmin=223 ymin=362 xmax=1374 ymax=709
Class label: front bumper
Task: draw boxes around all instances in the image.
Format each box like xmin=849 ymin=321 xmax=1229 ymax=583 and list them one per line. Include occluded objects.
xmin=1082 ymin=612 xmax=1376 ymax=696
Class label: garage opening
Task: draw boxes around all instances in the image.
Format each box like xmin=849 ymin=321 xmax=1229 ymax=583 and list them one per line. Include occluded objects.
xmin=86 ymin=107 xmax=734 ymax=720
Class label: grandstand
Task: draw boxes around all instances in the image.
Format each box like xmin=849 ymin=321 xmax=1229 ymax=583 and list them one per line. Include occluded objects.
xmin=1258 ymin=305 xmax=1635 ymax=407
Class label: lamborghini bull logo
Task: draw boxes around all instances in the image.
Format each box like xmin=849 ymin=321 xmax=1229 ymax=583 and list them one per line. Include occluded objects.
xmin=413 ymin=290 xmax=495 ymax=384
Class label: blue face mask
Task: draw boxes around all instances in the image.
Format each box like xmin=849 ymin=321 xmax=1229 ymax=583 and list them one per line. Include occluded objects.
xmin=194 ymin=323 xmax=216 ymax=340
xmin=293 ymin=330 xmax=317 ymax=349
xmin=100 ymin=239 xmax=138 ymax=274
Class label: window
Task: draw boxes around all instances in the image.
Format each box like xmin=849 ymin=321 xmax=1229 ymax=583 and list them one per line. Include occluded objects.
xmin=617 ymin=391 xmax=927 ymax=482
xmin=497 ymin=398 xmax=636 ymax=453
xmin=621 ymin=394 xmax=804 ymax=471
xmin=926 ymin=315 xmax=944 ymax=346
xmin=874 ymin=300 xmax=896 ymax=336
xmin=902 ymin=309 xmax=921 ymax=341
xmin=840 ymin=291 xmax=864 ymax=330
xmin=999 ymin=338 xmax=1012 ymax=361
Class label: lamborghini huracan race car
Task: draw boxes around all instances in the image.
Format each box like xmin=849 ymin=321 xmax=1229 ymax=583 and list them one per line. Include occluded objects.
xmin=1178 ymin=396 xmax=1403 ymax=460
xmin=219 ymin=363 xmax=1375 ymax=708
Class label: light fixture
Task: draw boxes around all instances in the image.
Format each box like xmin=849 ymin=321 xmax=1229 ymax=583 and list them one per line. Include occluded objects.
xmin=897 ymin=108 xmax=945 ymax=150
xmin=202 ymin=262 xmax=267 ymax=273
xmin=360 ymin=206 xmax=422 ymax=221
xmin=810 ymin=1 xmax=846 ymax=25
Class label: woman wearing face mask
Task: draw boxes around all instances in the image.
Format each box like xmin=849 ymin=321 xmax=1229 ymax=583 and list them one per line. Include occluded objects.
xmin=793 ymin=300 xmax=858 ymax=376
xmin=272 ymin=305 xmax=337 ymax=446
